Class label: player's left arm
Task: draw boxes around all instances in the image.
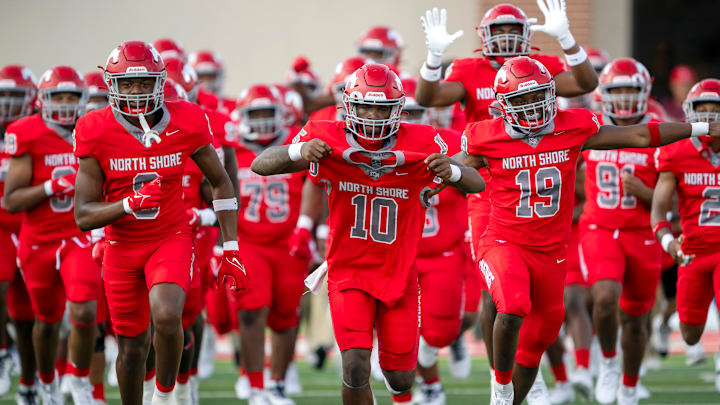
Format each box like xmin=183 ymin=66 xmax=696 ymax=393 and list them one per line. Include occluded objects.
xmin=583 ymin=122 xmax=719 ymax=150
xmin=425 ymin=153 xmax=485 ymax=193
xmin=191 ymin=145 xmax=237 ymax=244
xmin=530 ymin=0 xmax=598 ymax=96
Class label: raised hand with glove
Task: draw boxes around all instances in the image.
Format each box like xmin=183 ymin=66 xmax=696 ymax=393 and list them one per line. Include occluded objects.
xmin=420 ymin=8 xmax=463 ymax=82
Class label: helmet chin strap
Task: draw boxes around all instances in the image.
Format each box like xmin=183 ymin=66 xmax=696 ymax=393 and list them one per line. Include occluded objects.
xmin=138 ymin=113 xmax=161 ymax=148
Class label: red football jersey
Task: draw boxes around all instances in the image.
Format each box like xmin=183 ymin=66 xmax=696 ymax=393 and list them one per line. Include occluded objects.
xmin=309 ymin=106 xmax=344 ymax=121
xmin=295 ymin=120 xmax=443 ymax=304
xmin=581 ymin=115 xmax=660 ymax=230
xmin=5 ymin=114 xmax=82 ymax=242
xmin=463 ymin=109 xmax=600 ymax=250
xmin=0 ymin=134 xmax=22 ymax=231
xmin=419 ymin=128 xmax=467 ymax=257
xmin=235 ymin=127 xmax=305 ymax=244
xmin=74 ymin=101 xmax=213 ymax=243
xmin=656 ymin=137 xmax=720 ymax=255
xmin=445 ymin=55 xmax=566 ymax=122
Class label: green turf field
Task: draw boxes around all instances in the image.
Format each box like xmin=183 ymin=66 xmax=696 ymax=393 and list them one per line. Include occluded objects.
xmin=2 ymin=355 xmax=718 ymax=404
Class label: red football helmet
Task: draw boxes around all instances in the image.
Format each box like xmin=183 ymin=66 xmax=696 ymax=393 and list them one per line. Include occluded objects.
xmin=234 ymin=84 xmax=286 ymax=143
xmin=0 ymin=65 xmax=37 ymax=126
xmin=343 ymin=63 xmax=405 ymax=144
xmin=37 ymin=66 xmax=87 ymax=125
xmin=84 ymin=71 xmax=109 ymax=112
xmin=284 ymin=56 xmax=322 ymax=95
xmin=152 ymin=38 xmax=186 ymax=61
xmin=400 ymin=77 xmax=428 ymax=125
xmin=683 ymin=78 xmax=720 ymax=123
xmin=598 ymin=57 xmax=652 ymax=119
xmin=357 ymin=26 xmax=404 ymax=66
xmin=163 ymin=78 xmax=188 ymax=102
xmin=164 ymin=56 xmax=198 ymax=102
xmin=586 ymin=47 xmax=610 ymax=73
xmin=189 ymin=50 xmax=224 ymax=95
xmin=103 ymin=41 xmax=166 ymax=117
xmin=329 ymin=57 xmax=369 ymax=105
xmin=273 ymin=84 xmax=304 ymax=127
xmin=477 ymin=4 xmax=533 ymax=57
xmin=494 ymin=56 xmax=557 ymax=132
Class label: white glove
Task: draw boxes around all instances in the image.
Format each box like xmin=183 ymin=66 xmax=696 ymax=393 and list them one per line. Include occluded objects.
xmin=530 ymin=0 xmax=575 ymax=50
xmin=420 ymin=8 xmax=464 ymax=67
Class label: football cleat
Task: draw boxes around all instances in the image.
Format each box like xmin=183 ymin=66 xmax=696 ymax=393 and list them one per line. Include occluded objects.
xmin=595 ymin=356 xmax=620 ymax=404
xmin=0 ymin=349 xmax=13 ymax=396
xmin=548 ymin=381 xmax=574 ymax=404
xmin=448 ymin=334 xmax=471 ymax=379
xmin=617 ymin=384 xmax=639 ymax=405
xmin=686 ymin=342 xmax=707 ymax=366
xmin=490 ymin=381 xmax=513 ymax=405
xmin=234 ymin=375 xmax=250 ymax=400
xmin=526 ymin=370 xmax=551 ymax=405
xmin=569 ymin=366 xmax=593 ymax=400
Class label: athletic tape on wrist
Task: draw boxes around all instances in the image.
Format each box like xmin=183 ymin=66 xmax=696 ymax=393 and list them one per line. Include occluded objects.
xmin=660 ymin=233 xmax=675 ymax=253
xmin=122 ymin=197 xmax=133 ymax=214
xmin=691 ymin=122 xmax=709 ymax=137
xmin=420 ymin=63 xmax=443 ymax=82
xmin=212 ymin=198 xmax=238 ymax=211
xmin=558 ymin=32 xmax=576 ymax=51
xmin=43 ymin=180 xmax=54 ymax=197
xmin=565 ymin=46 xmax=587 ymax=67
xmin=223 ymin=241 xmax=239 ymax=251
xmin=288 ymin=142 xmax=305 ymax=161
xmin=449 ymin=165 xmax=462 ymax=182
xmin=296 ymin=214 xmax=314 ymax=230
xmin=316 ymin=224 xmax=329 ymax=240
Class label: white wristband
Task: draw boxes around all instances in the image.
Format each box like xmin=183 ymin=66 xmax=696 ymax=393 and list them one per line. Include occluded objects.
xmin=558 ymin=32 xmax=576 ymax=51
xmin=660 ymin=233 xmax=675 ymax=253
xmin=213 ymin=198 xmax=238 ymax=211
xmin=223 ymin=241 xmax=239 ymax=251
xmin=420 ymin=62 xmax=443 ymax=82
xmin=288 ymin=142 xmax=305 ymax=161
xmin=316 ymin=224 xmax=329 ymax=240
xmin=425 ymin=51 xmax=443 ymax=69
xmin=90 ymin=227 xmax=105 ymax=244
xmin=565 ymin=46 xmax=588 ymax=67
xmin=691 ymin=122 xmax=709 ymax=137
xmin=449 ymin=165 xmax=462 ymax=182
xmin=296 ymin=214 xmax=314 ymax=230
xmin=122 ymin=197 xmax=133 ymax=214
xmin=43 ymin=180 xmax=54 ymax=197
xmin=198 ymin=208 xmax=218 ymax=226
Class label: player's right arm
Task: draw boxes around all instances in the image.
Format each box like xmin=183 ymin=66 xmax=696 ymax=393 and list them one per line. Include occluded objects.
xmin=250 ymin=138 xmax=331 ymax=176
xmin=651 ymin=171 xmax=690 ymax=265
xmin=416 ymin=8 xmax=466 ymax=107
xmin=3 ymin=155 xmax=48 ymax=213
xmin=74 ymin=157 xmax=126 ymax=231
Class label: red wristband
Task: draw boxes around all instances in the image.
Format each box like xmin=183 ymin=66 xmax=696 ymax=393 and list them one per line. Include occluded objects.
xmin=652 ymin=220 xmax=671 ymax=239
xmin=648 ymin=122 xmax=661 ymax=147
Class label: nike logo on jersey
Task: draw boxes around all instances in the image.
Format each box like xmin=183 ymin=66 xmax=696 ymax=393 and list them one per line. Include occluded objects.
xmin=557 ymin=258 xmax=566 ymax=263
xmin=644 ymin=240 xmax=657 ymax=245
xmin=553 ymin=130 xmax=567 ymax=135
xmin=166 ymin=130 xmax=180 ymax=136
xmin=494 ymin=239 xmax=507 ymax=244
xmin=395 ymin=172 xmax=408 ymax=176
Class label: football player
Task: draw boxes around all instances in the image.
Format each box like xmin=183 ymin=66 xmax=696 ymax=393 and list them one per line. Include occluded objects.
xmin=84 ymin=72 xmax=110 ymax=112
xmin=357 ymin=26 xmax=403 ymax=67
xmin=0 ymin=64 xmax=40 ymax=405
xmin=652 ymin=78 xmax=720 ymax=393
xmin=4 ymin=66 xmax=100 ymax=405
xmin=402 ymin=78 xmax=470 ymax=405
xmin=230 ymin=84 xmax=310 ymax=405
xmin=416 ymin=3 xmax=598 ymax=392
xmin=580 ymin=58 xmax=664 ymax=404
xmin=251 ymin=63 xmax=484 ymax=405
xmin=457 ymin=56 xmax=718 ymax=405
xmin=72 ymin=41 xmax=244 ymax=405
